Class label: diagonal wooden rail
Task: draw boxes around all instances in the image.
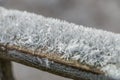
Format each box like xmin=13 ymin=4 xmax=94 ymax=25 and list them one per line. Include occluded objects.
xmin=0 ymin=7 xmax=117 ymax=80
xmin=0 ymin=43 xmax=111 ymax=80
xmin=0 ymin=44 xmax=107 ymax=80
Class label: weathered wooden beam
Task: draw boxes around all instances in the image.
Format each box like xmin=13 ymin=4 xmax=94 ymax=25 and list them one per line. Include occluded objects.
xmin=0 ymin=44 xmax=111 ymax=80
xmin=0 ymin=58 xmax=15 ymax=80
xmin=0 ymin=7 xmax=119 ymax=80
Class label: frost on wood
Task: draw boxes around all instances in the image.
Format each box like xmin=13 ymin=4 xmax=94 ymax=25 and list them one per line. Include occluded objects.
xmin=0 ymin=7 xmax=120 ymax=79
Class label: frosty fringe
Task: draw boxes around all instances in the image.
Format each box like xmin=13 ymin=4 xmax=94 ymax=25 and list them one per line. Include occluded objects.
xmin=0 ymin=7 xmax=120 ymax=79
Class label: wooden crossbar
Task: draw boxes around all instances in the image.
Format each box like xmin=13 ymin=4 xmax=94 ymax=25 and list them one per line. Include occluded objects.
xmin=0 ymin=7 xmax=116 ymax=80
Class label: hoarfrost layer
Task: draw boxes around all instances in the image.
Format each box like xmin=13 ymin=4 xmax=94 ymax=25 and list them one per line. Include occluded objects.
xmin=0 ymin=7 xmax=120 ymax=79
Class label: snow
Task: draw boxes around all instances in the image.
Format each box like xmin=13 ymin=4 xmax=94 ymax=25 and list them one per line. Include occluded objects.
xmin=0 ymin=7 xmax=120 ymax=79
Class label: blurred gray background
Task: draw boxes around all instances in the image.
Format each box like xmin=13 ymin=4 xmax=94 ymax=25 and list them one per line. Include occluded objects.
xmin=0 ymin=0 xmax=120 ymax=80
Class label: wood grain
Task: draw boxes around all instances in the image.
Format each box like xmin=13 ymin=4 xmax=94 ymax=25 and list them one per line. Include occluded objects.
xmin=0 ymin=43 xmax=111 ymax=80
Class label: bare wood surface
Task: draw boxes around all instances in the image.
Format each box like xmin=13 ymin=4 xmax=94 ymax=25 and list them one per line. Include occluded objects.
xmin=0 ymin=58 xmax=15 ymax=80
xmin=0 ymin=43 xmax=113 ymax=80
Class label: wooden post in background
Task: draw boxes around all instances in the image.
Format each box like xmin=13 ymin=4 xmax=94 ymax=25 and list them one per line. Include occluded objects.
xmin=0 ymin=58 xmax=15 ymax=80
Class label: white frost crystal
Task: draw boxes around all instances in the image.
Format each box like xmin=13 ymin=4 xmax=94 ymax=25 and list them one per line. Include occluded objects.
xmin=0 ymin=7 xmax=120 ymax=79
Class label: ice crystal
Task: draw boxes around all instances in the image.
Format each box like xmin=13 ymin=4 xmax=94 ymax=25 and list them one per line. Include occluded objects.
xmin=0 ymin=7 xmax=120 ymax=79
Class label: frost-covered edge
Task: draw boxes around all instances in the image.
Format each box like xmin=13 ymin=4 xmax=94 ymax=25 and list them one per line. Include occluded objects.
xmin=0 ymin=7 xmax=120 ymax=79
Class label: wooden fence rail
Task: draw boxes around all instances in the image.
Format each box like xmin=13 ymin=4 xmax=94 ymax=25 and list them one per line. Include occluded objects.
xmin=0 ymin=7 xmax=117 ymax=80
xmin=0 ymin=44 xmax=107 ymax=80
